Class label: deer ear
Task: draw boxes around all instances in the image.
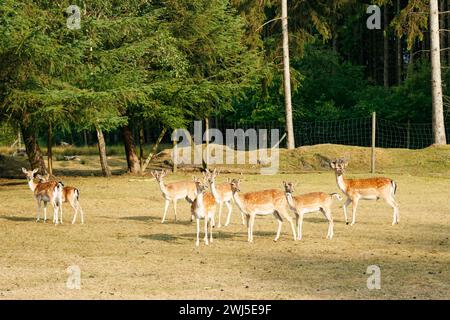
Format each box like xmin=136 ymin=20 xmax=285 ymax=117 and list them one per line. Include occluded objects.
xmin=330 ymin=161 xmax=336 ymax=169
xmin=32 ymin=168 xmax=38 ymax=174
xmin=22 ymin=167 xmax=27 ymax=174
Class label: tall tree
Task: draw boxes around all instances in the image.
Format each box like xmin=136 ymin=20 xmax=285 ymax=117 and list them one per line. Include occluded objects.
xmin=430 ymin=0 xmax=447 ymax=144
xmin=281 ymin=0 xmax=295 ymax=149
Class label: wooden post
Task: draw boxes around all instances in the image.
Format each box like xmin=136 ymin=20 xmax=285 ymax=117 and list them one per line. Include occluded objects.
xmin=406 ymin=120 xmax=411 ymax=149
xmin=371 ymin=112 xmax=376 ymax=174
xmin=172 ymin=136 xmax=177 ymax=173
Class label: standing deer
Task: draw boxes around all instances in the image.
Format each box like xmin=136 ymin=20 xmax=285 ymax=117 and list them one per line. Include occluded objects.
xmin=204 ymin=168 xmax=244 ymax=227
xmin=330 ymin=158 xmax=399 ymax=226
xmin=191 ymin=177 xmax=217 ymax=246
xmin=36 ymin=174 xmax=84 ymax=224
xmin=151 ymin=169 xmax=198 ymax=223
xmin=282 ymin=181 xmax=341 ymax=240
xmin=229 ymin=178 xmax=296 ymax=242
xmin=22 ymin=168 xmax=63 ymax=224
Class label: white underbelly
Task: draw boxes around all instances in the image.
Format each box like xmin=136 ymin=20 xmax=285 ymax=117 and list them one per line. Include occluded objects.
xmin=300 ymin=206 xmax=321 ymax=214
xmin=360 ymin=195 xmax=378 ymax=200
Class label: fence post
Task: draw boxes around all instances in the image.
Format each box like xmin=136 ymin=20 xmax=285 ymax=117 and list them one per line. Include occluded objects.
xmin=371 ymin=112 xmax=376 ymax=174
xmin=406 ymin=120 xmax=410 ymax=149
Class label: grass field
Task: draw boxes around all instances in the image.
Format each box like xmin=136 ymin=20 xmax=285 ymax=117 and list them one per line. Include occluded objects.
xmin=0 ymin=170 xmax=449 ymax=299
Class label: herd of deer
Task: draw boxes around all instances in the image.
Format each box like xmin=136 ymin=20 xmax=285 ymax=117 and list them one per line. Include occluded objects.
xmin=150 ymin=158 xmax=399 ymax=246
xmin=21 ymin=158 xmax=399 ymax=247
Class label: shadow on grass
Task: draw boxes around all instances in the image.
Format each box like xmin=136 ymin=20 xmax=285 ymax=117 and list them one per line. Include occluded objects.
xmin=0 ymin=181 xmax=25 ymax=187
xmin=121 ymin=215 xmax=159 ymax=222
xmin=139 ymin=234 xmax=179 ymax=242
xmin=0 ymin=215 xmax=35 ymax=222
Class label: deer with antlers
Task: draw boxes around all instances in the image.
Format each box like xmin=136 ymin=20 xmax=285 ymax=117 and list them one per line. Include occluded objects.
xmin=151 ymin=169 xmax=198 ymax=223
xmin=282 ymin=181 xmax=341 ymax=240
xmin=36 ymin=174 xmax=84 ymax=224
xmin=22 ymin=168 xmax=63 ymax=224
xmin=203 ymin=169 xmax=244 ymax=227
xmin=229 ymin=178 xmax=296 ymax=242
xmin=191 ymin=177 xmax=217 ymax=246
xmin=330 ymin=158 xmax=399 ymax=226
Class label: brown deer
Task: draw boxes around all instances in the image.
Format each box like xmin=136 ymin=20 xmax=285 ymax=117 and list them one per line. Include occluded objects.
xmin=229 ymin=178 xmax=296 ymax=242
xmin=330 ymin=158 xmax=399 ymax=226
xmin=204 ymin=168 xmax=244 ymax=227
xmin=190 ymin=177 xmax=217 ymax=246
xmin=283 ymin=181 xmax=341 ymax=240
xmin=151 ymin=169 xmax=198 ymax=223
xmin=22 ymin=168 xmax=63 ymax=224
xmin=36 ymin=174 xmax=84 ymax=224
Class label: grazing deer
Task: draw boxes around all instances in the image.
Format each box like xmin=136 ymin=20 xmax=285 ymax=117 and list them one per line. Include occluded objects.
xmin=22 ymin=168 xmax=63 ymax=224
xmin=282 ymin=181 xmax=341 ymax=240
xmin=36 ymin=174 xmax=84 ymax=224
xmin=204 ymin=169 xmax=244 ymax=227
xmin=191 ymin=177 xmax=217 ymax=246
xmin=229 ymin=178 xmax=296 ymax=242
xmin=151 ymin=169 xmax=198 ymax=223
xmin=330 ymin=158 xmax=399 ymax=226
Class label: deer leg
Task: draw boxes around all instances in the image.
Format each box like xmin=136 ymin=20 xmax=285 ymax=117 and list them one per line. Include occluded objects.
xmin=217 ymin=202 xmax=223 ymax=228
xmin=78 ymin=203 xmax=84 ymax=224
xmin=36 ymin=200 xmax=41 ymax=222
xmin=53 ymin=203 xmax=59 ymax=225
xmin=209 ymin=214 xmax=213 ymax=243
xmin=298 ymin=212 xmax=305 ymax=240
xmin=249 ymin=214 xmax=256 ymax=242
xmin=273 ymin=212 xmax=283 ymax=242
xmin=195 ymin=218 xmax=200 ymax=247
xmin=204 ymin=216 xmax=209 ymax=245
xmin=43 ymin=201 xmax=47 ymax=223
xmin=59 ymin=201 xmax=63 ymax=224
xmin=173 ymin=200 xmax=177 ymax=222
xmin=224 ymin=201 xmax=232 ymax=226
xmin=71 ymin=199 xmax=78 ymax=224
xmin=350 ymin=197 xmax=359 ymax=226
xmin=161 ymin=199 xmax=170 ymax=223
xmin=343 ymin=198 xmax=351 ymax=225
xmin=385 ymin=197 xmax=399 ymax=225
xmin=245 ymin=214 xmax=251 ymax=242
xmin=321 ymin=207 xmax=334 ymax=240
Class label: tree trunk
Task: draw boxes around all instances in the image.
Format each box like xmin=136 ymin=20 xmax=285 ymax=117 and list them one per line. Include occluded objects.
xmin=141 ymin=127 xmax=167 ymax=173
xmin=139 ymin=125 xmax=144 ymax=172
xmin=396 ymin=0 xmax=402 ymax=85
xmin=430 ymin=0 xmax=447 ymax=145
xmin=96 ymin=126 xmax=111 ymax=177
xmin=47 ymin=122 xmax=53 ymax=175
xmin=383 ymin=4 xmax=389 ymax=88
xmin=21 ymin=124 xmax=47 ymax=174
xmin=281 ymin=0 xmax=295 ymax=149
xmin=122 ymin=125 xmax=140 ymax=174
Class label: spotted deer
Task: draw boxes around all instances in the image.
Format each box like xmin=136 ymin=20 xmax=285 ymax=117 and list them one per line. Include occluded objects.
xmin=229 ymin=178 xmax=296 ymax=242
xmin=283 ymin=181 xmax=341 ymax=240
xmin=191 ymin=177 xmax=217 ymax=246
xmin=204 ymin=168 xmax=244 ymax=227
xmin=36 ymin=174 xmax=84 ymax=224
xmin=22 ymin=168 xmax=63 ymax=224
xmin=330 ymin=158 xmax=399 ymax=226
xmin=151 ymin=169 xmax=198 ymax=223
